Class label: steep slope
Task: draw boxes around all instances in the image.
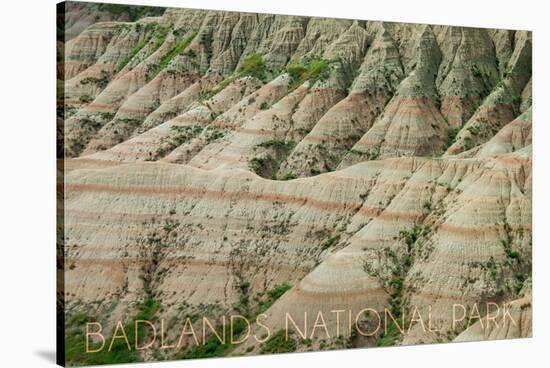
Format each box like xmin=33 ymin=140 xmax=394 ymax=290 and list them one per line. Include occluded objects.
xmin=278 ymin=24 xmax=403 ymax=177
xmin=454 ymin=295 xmax=532 ymax=342
xmin=445 ymin=31 xmax=531 ymax=155
xmin=339 ymin=25 xmax=449 ymax=168
xmin=58 ymin=4 xmax=532 ymax=363
xmin=63 ymin=150 xmax=531 ymax=354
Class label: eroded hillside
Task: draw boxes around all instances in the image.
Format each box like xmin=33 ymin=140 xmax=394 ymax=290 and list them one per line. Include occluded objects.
xmin=58 ymin=2 xmax=532 ymax=364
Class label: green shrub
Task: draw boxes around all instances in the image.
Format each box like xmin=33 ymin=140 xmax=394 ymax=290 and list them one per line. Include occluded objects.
xmin=260 ymin=330 xmax=296 ymax=354
xmin=154 ymin=31 xmax=198 ymax=73
xmin=422 ymin=201 xmax=432 ymax=212
xmin=80 ymin=71 xmax=110 ymax=89
xmin=445 ymin=127 xmax=460 ymax=150
xmin=320 ymin=235 xmax=341 ymax=251
xmin=308 ymin=58 xmax=330 ymax=83
xmin=257 ymin=139 xmax=296 ymax=151
xmin=205 ymin=129 xmax=225 ymax=142
xmin=501 ymin=239 xmax=520 ymax=260
xmin=170 ymin=125 xmax=203 ymax=145
xmin=398 ymin=225 xmax=430 ymax=252
xmin=286 ymin=63 xmax=309 ymax=81
xmin=280 ymin=172 xmax=297 ymax=181
xmin=466 ymin=125 xmax=481 ymax=136
xmin=249 ymin=154 xmax=277 ymax=176
xmin=238 ymin=53 xmax=266 ymax=80
xmin=199 ymin=76 xmax=236 ymax=101
xmin=178 ymin=318 xmax=248 ymax=359
xmin=117 ymin=30 xmax=153 ymax=71
xmin=377 ymin=319 xmax=402 ymax=347
xmin=258 ymin=283 xmax=292 ymax=313
xmin=65 ymin=295 xmax=159 ymax=365
xmin=79 ymin=94 xmax=93 ymax=103
xmin=286 ymin=57 xmax=330 ymax=87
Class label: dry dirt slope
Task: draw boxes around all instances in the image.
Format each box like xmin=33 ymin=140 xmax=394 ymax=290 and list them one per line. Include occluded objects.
xmin=58 ymin=2 xmax=532 ymax=363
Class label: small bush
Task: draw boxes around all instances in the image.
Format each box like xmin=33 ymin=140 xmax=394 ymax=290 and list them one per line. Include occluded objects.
xmin=178 ymin=317 xmax=248 ymax=359
xmin=154 ymin=31 xmax=198 ymax=74
xmin=257 ymin=283 xmax=292 ymax=313
xmin=249 ymin=154 xmax=277 ymax=177
xmin=286 ymin=57 xmax=330 ymax=87
xmin=80 ymin=71 xmax=110 ymax=89
xmin=257 ymin=139 xmax=296 ymax=151
xmin=260 ymin=330 xmax=296 ymax=354
xmin=308 ymin=58 xmax=330 ymax=83
xmin=79 ymin=94 xmax=93 ymax=103
xmin=238 ymin=53 xmax=266 ymax=80
xmin=286 ymin=63 xmax=308 ymax=81
xmin=280 ymin=172 xmax=297 ymax=181
xmin=445 ymin=127 xmax=460 ymax=149
xmin=422 ymin=201 xmax=432 ymax=212
xmin=320 ymin=235 xmax=341 ymax=251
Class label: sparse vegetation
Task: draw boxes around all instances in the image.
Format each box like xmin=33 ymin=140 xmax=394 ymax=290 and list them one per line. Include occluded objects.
xmin=349 ymin=146 xmax=380 ymax=160
xmin=250 ymin=139 xmax=297 ymax=179
xmin=65 ymin=313 xmax=139 ymax=365
xmin=199 ymin=53 xmax=270 ymax=101
xmin=422 ymin=201 xmax=432 ymax=212
xmin=249 ymin=154 xmax=277 ymax=178
xmin=463 ymin=135 xmax=475 ymax=151
xmin=204 ymin=127 xmax=226 ymax=142
xmin=320 ymin=235 xmax=341 ymax=251
xmin=118 ymin=117 xmax=142 ymax=127
xmin=161 ymin=31 xmax=197 ymax=69
xmin=150 ymin=125 xmax=203 ymax=159
xmin=116 ymin=23 xmax=157 ymax=71
xmin=359 ymin=190 xmax=371 ymax=201
xmin=362 ymin=224 xmax=432 ymax=345
xmin=257 ymin=283 xmax=292 ymax=313
xmin=238 ymin=53 xmax=267 ymax=81
xmin=466 ymin=125 xmax=481 ymax=136
xmin=260 ymin=330 xmax=297 ymax=354
xmin=234 ymin=280 xmax=251 ymax=315
xmin=99 ymin=112 xmax=115 ymax=121
xmin=178 ymin=317 xmax=248 ymax=359
xmin=257 ymin=139 xmax=296 ymax=151
xmin=467 ymin=223 xmax=531 ymax=298
xmin=434 ymin=94 xmax=442 ymax=109
xmin=199 ymin=77 xmax=236 ymax=101
xmin=57 ymin=105 xmax=77 ymax=120
xmin=80 ymin=71 xmax=110 ymax=89
xmin=79 ymin=94 xmax=93 ymax=103
xmin=470 ymin=64 xmax=483 ymax=79
xmin=65 ymin=293 xmax=159 ymax=365
xmin=150 ymin=25 xmax=171 ymax=52
xmin=96 ymin=3 xmax=165 ymax=21
xmin=169 ymin=125 xmax=202 ymax=145
xmin=149 ymin=31 xmax=197 ymax=78
xmin=279 ymin=172 xmax=297 ymax=180
xmin=445 ymin=127 xmax=460 ymax=151
xmin=61 ymin=10 xmax=532 ymax=363
xmin=286 ymin=57 xmax=331 ymax=88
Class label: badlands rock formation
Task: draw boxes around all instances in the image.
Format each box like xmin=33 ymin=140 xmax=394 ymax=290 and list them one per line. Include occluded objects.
xmin=58 ymin=2 xmax=532 ymax=364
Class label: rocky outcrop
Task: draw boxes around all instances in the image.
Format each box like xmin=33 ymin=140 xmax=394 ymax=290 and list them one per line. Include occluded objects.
xmin=454 ymin=296 xmax=532 ymax=341
xmin=58 ymin=4 xmax=532 ymax=363
xmin=446 ymin=31 xmax=531 ymax=156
